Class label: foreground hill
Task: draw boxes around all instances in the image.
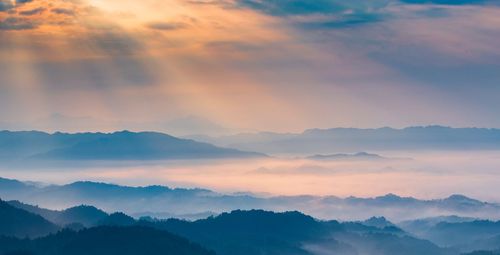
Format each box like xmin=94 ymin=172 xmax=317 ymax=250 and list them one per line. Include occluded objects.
xmin=136 ymin=210 xmax=449 ymax=255
xmin=0 ymin=200 xmax=214 ymax=255
xmin=7 ymin=201 xmax=108 ymax=227
xmin=0 ymin=130 xmax=264 ymax=161
xmin=1 ymin=200 xmax=451 ymax=255
xmin=0 ymin=226 xmax=215 ymax=255
xmin=0 ymin=200 xmax=59 ymax=238
xmin=8 ymin=199 xmax=500 ymax=255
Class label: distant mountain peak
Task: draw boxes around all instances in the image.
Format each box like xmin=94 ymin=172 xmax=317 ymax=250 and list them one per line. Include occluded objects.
xmin=379 ymin=193 xmax=402 ymax=199
xmin=0 ymin=130 xmax=266 ymax=161
xmin=362 ymin=216 xmax=396 ymax=228
xmin=306 ymin=152 xmax=385 ymax=161
xmin=443 ymin=194 xmax=484 ymax=205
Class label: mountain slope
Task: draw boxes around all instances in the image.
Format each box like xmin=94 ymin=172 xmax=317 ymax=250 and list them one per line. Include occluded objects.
xmin=189 ymin=126 xmax=500 ymax=154
xmin=0 ymin=226 xmax=215 ymax=255
xmin=0 ymin=199 xmax=59 ymax=238
xmin=139 ymin=209 xmax=450 ymax=255
xmin=0 ymin=200 xmax=464 ymax=255
xmin=2 ymin=177 xmax=500 ymax=222
xmin=0 ymin=130 xmax=265 ymax=161
xmin=7 ymin=200 xmax=109 ymax=227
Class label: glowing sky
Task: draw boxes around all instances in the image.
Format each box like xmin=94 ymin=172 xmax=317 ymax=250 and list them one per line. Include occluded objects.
xmin=1 ymin=0 xmax=500 ymax=133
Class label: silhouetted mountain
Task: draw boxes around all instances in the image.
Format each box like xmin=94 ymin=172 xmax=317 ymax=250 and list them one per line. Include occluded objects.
xmin=188 ymin=126 xmax=500 ymax=154
xmin=463 ymin=251 xmax=500 ymax=255
xmin=306 ymin=152 xmax=386 ymax=161
xmin=0 ymin=200 xmax=479 ymax=255
xmin=0 ymin=226 xmax=215 ymax=255
xmin=0 ymin=130 xmax=264 ymax=161
xmin=98 ymin=212 xmax=136 ymax=226
xmin=7 ymin=201 xmax=108 ymax=227
xmin=0 ymin=178 xmax=36 ymax=198
xmin=6 ymin=200 xmax=60 ymax=223
xmin=55 ymin=205 xmax=108 ymax=227
xmin=132 ymin=211 xmax=217 ymax=221
xmin=456 ymin=234 xmax=500 ymax=253
xmin=441 ymin=195 xmax=486 ymax=209
xmin=136 ymin=210 xmax=342 ymax=255
xmin=2 ymin=177 xmax=500 ymax=222
xmin=400 ymin=218 xmax=500 ymax=254
xmin=361 ymin=216 xmax=396 ymax=228
xmin=138 ymin=209 xmax=449 ymax=255
xmin=0 ymin=200 xmax=59 ymax=238
xmin=330 ymin=232 xmax=452 ymax=255
xmin=419 ymin=220 xmax=500 ymax=248
xmin=399 ymin=215 xmax=476 ymax=238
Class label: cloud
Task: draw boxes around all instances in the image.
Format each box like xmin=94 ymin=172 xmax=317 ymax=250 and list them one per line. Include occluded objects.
xmin=51 ymin=8 xmax=75 ymax=15
xmin=0 ymin=0 xmax=15 ymax=12
xmin=146 ymin=22 xmax=186 ymax=31
xmin=234 ymin=0 xmax=397 ymax=16
xmin=19 ymin=7 xmax=45 ymax=15
xmin=236 ymin=0 xmax=347 ymax=16
xmin=0 ymin=0 xmax=33 ymax=12
xmin=16 ymin=0 xmax=34 ymax=4
xmin=400 ymin=0 xmax=494 ymax=5
xmin=1 ymin=0 xmax=500 ymax=131
xmin=232 ymin=0 xmax=393 ymax=30
xmin=294 ymin=12 xmax=386 ymax=30
xmin=233 ymin=0 xmax=498 ymax=30
xmin=0 ymin=17 xmax=37 ymax=30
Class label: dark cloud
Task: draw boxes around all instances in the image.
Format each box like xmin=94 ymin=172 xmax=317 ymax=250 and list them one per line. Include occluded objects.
xmin=51 ymin=8 xmax=75 ymax=15
xmin=0 ymin=0 xmax=15 ymax=12
xmin=16 ymin=0 xmax=34 ymax=4
xmin=233 ymin=0 xmax=497 ymax=30
xmin=0 ymin=0 xmax=33 ymax=12
xmin=19 ymin=7 xmax=45 ymax=15
xmin=400 ymin=0 xmax=492 ymax=5
xmin=236 ymin=0 xmax=346 ymax=16
xmin=236 ymin=0 xmax=495 ymax=17
xmin=146 ymin=22 xmax=186 ymax=30
xmin=296 ymin=13 xmax=385 ymax=30
xmin=235 ymin=0 xmax=398 ymax=16
xmin=234 ymin=0 xmax=393 ymax=29
xmin=0 ymin=17 xmax=37 ymax=30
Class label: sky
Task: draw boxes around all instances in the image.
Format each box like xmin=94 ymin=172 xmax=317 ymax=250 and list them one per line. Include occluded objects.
xmin=1 ymin=0 xmax=500 ymax=133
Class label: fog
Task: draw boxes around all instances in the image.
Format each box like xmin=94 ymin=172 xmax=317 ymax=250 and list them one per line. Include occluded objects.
xmin=2 ymin=150 xmax=500 ymax=202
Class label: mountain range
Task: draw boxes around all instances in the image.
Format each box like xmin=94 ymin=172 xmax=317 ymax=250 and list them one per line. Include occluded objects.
xmin=1 ymin=177 xmax=499 ymax=222
xmin=0 ymin=200 xmax=447 ymax=255
xmin=4 ymin=198 xmax=500 ymax=255
xmin=2 ymin=126 xmax=499 ymax=162
xmin=187 ymin=126 xmax=500 ymax=154
xmin=305 ymin=152 xmax=387 ymax=161
xmin=0 ymin=130 xmax=264 ymax=161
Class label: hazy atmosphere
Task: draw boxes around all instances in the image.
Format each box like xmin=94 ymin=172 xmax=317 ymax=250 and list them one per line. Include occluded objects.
xmin=1 ymin=1 xmax=500 ymax=255
xmin=2 ymin=151 xmax=500 ymax=202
